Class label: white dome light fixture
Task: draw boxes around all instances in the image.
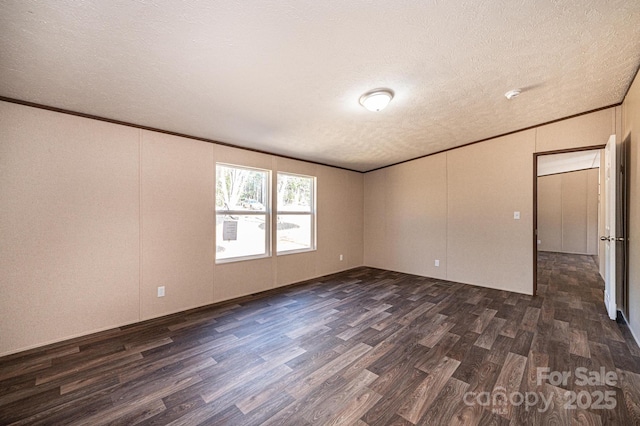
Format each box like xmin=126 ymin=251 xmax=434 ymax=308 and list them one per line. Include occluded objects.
xmin=505 ymin=89 xmax=522 ymax=100
xmin=359 ymin=89 xmax=394 ymax=112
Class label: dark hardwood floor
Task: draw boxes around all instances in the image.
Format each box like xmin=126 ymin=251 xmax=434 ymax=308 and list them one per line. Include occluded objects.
xmin=1 ymin=253 xmax=640 ymax=425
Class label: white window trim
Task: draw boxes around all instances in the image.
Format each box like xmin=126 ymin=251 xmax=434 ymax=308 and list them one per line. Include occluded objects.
xmin=276 ymin=172 xmax=317 ymax=255
xmin=215 ymin=163 xmax=271 ymax=264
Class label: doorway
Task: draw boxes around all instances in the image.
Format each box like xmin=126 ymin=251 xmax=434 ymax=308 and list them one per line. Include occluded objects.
xmin=533 ymin=145 xmax=605 ymax=296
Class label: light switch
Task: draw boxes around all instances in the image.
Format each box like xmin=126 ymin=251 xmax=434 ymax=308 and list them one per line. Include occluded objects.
xmin=514 ymin=211 xmax=520 ymax=220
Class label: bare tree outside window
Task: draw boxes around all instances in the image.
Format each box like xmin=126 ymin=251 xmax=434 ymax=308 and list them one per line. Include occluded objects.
xmin=216 ymin=164 xmax=270 ymax=262
xmin=277 ymin=173 xmax=316 ymax=253
xmin=217 ymin=166 xmax=266 ymax=211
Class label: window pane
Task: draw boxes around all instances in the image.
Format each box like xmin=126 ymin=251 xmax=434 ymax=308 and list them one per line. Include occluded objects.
xmin=216 ymin=165 xmax=267 ymax=212
xmin=277 ymin=174 xmax=312 ymax=212
xmin=277 ymin=214 xmax=311 ymax=252
xmin=216 ymin=214 xmax=267 ymax=260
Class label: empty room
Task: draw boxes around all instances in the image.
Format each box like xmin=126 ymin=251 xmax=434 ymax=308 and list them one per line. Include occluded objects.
xmin=2 ymin=1 xmax=640 ymax=425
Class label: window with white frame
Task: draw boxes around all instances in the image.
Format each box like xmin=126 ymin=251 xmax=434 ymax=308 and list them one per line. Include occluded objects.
xmin=216 ymin=164 xmax=270 ymax=262
xmin=276 ymin=172 xmax=316 ymax=254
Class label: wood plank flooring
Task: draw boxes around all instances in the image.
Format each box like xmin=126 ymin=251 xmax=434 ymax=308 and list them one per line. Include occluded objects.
xmin=1 ymin=252 xmax=640 ymax=425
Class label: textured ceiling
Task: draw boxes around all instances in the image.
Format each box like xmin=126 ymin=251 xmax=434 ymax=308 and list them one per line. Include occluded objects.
xmin=1 ymin=1 xmax=640 ymax=172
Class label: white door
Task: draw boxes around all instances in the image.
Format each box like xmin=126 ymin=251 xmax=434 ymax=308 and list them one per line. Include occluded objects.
xmin=602 ymin=134 xmax=617 ymax=320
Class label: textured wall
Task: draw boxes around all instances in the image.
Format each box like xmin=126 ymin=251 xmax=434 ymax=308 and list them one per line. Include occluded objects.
xmin=537 ymin=169 xmax=599 ymax=255
xmin=0 ymin=101 xmax=365 ymax=356
xmin=0 ymin=102 xmax=140 ymax=354
xmin=364 ymin=154 xmax=448 ymax=279
xmin=364 ymin=107 xmax=616 ymax=294
xmin=447 ymin=131 xmax=535 ymax=294
xmin=537 ymin=174 xmax=563 ymax=251
xmin=314 ymin=163 xmax=364 ymax=279
xmin=535 ymin=108 xmax=615 ymax=152
xmin=141 ymin=131 xmax=215 ymax=320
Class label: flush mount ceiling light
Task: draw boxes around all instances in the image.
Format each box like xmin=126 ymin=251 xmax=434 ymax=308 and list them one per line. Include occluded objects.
xmin=359 ymin=89 xmax=394 ymax=112
xmin=505 ymin=89 xmax=522 ymax=100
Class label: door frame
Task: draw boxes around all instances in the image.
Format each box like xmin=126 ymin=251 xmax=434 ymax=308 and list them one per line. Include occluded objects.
xmin=532 ymin=144 xmax=606 ymax=296
xmin=618 ymin=134 xmax=631 ymax=319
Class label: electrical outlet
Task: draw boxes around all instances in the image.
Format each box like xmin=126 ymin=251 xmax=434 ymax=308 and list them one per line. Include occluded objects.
xmin=514 ymin=211 xmax=521 ymax=220
xmin=157 ymin=286 xmax=165 ymax=297
xmin=435 ymin=259 xmax=440 ymax=267
xmin=339 ymin=254 xmax=343 ymax=261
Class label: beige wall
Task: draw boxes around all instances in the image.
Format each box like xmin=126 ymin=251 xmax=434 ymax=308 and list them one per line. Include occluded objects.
xmin=141 ymin=131 xmax=215 ymax=319
xmin=535 ymin=108 xmax=617 ymax=152
xmin=537 ymin=169 xmax=599 ymax=255
xmin=622 ymin=71 xmax=640 ymax=342
xmin=0 ymin=101 xmax=364 ymax=356
xmin=364 ymin=107 xmax=617 ymax=295
xmin=364 ymin=153 xmax=447 ymax=279
xmin=0 ymin=97 xmax=624 ymax=355
xmin=0 ymin=103 xmax=140 ymax=355
xmin=447 ymin=131 xmax=535 ymax=293
xmin=537 ymin=174 xmax=563 ymax=251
